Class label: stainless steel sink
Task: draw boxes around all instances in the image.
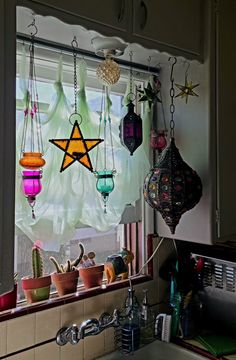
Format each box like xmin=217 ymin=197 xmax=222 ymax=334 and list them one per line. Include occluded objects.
xmin=98 ymin=340 xmax=207 ymax=360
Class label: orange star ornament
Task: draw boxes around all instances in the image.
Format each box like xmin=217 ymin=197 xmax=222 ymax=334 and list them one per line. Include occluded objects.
xmin=49 ymin=120 xmax=103 ymax=172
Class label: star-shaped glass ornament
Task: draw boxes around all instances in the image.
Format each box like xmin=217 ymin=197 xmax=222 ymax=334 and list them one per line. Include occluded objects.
xmin=49 ymin=120 xmax=103 ymax=172
xmin=137 ymin=81 xmax=161 ymax=109
xmin=175 ymin=77 xmax=199 ymax=103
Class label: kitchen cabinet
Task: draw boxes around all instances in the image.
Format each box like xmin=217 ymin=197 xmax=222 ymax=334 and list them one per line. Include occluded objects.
xmin=19 ymin=0 xmax=204 ymax=61
xmin=156 ymin=0 xmax=236 ymax=246
xmin=22 ymin=0 xmax=131 ymax=39
xmin=131 ymin=0 xmax=204 ymax=62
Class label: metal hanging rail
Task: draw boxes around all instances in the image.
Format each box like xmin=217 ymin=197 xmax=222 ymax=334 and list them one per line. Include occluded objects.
xmin=16 ymin=33 xmax=160 ymax=75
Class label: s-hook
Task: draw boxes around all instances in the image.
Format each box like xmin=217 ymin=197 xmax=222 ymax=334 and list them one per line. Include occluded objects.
xmin=168 ymin=56 xmax=177 ymax=82
xmin=27 ymin=18 xmax=38 ymax=38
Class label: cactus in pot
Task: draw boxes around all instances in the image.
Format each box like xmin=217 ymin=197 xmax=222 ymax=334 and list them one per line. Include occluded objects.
xmin=79 ymin=249 xmax=104 ymax=289
xmin=21 ymin=241 xmax=51 ymax=304
xmin=50 ymin=243 xmax=84 ymax=274
xmin=32 ymin=243 xmax=43 ymax=278
xmin=50 ymin=243 xmax=84 ymax=296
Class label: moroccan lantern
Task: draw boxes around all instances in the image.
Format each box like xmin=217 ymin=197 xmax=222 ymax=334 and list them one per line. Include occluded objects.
xmin=143 ymin=57 xmax=202 ymax=234
xmin=19 ymin=20 xmax=45 ymax=218
xmin=120 ymin=51 xmax=143 ymax=155
xmin=120 ymin=101 xmax=143 ymax=156
xmin=143 ymin=138 xmax=202 ymax=234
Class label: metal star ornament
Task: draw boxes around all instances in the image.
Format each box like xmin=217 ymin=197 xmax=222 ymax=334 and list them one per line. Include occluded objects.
xmin=49 ymin=120 xmax=103 ymax=172
xmin=138 ymin=80 xmax=161 ymax=109
xmin=175 ymin=76 xmax=199 ymax=103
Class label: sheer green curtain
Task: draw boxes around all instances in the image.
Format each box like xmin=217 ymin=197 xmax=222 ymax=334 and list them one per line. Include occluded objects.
xmin=15 ymin=50 xmax=151 ymax=251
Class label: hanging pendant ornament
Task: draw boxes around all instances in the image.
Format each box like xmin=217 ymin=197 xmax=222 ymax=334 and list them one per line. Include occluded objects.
xmin=49 ymin=37 xmax=103 ymax=172
xmin=119 ymin=51 xmax=143 ymax=156
xmin=175 ymin=62 xmax=199 ymax=104
xmin=143 ymin=57 xmax=202 ymax=234
xmin=94 ymin=86 xmax=116 ymax=213
xmin=19 ymin=20 xmax=45 ymax=219
xmin=149 ymin=74 xmax=168 ymax=154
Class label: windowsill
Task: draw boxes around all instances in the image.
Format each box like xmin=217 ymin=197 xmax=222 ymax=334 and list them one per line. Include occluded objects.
xmin=0 ymin=275 xmax=152 ymax=322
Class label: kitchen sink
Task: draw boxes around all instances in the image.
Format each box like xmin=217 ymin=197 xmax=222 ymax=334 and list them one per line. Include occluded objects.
xmin=98 ymin=340 xmax=208 ymax=360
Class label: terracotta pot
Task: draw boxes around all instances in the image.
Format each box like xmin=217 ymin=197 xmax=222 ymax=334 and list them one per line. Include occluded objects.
xmin=21 ymin=275 xmax=51 ymax=304
xmin=19 ymin=152 xmax=46 ymax=169
xmin=79 ymin=264 xmax=104 ymax=289
xmin=51 ymin=270 xmax=79 ymax=296
xmin=0 ymin=284 xmax=17 ymax=311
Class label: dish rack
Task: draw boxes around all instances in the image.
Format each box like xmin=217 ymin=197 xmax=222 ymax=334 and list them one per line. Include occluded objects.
xmin=192 ymin=253 xmax=236 ymax=334
xmin=192 ymin=253 xmax=236 ymax=292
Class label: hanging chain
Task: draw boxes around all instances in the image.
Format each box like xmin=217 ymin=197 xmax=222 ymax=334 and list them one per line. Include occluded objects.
xmin=169 ymin=57 xmax=177 ymax=138
xmin=129 ymin=51 xmax=133 ymax=95
xmin=72 ymin=36 xmax=78 ymax=114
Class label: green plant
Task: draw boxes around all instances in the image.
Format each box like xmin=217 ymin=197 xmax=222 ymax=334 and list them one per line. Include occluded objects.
xmin=32 ymin=242 xmax=43 ymax=278
xmin=50 ymin=243 xmax=84 ymax=273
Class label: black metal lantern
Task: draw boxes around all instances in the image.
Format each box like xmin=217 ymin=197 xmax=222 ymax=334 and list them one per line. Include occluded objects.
xmin=120 ymin=51 xmax=143 ymax=156
xmin=119 ymin=101 xmax=143 ymax=156
xmin=143 ymin=138 xmax=202 ymax=234
xmin=143 ymin=57 xmax=202 ymax=234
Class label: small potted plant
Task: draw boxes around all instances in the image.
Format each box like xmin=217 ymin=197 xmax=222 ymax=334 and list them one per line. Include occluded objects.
xmin=21 ymin=241 xmax=51 ymax=304
xmin=79 ymin=250 xmax=104 ymax=289
xmin=50 ymin=243 xmax=84 ymax=296
xmin=0 ymin=273 xmax=18 ymax=312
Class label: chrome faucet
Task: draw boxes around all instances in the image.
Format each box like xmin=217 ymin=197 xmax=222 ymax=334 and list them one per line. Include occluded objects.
xmin=56 ymin=309 xmax=121 ymax=346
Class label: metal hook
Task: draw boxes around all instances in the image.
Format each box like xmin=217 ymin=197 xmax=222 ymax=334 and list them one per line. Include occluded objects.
xmin=71 ymin=36 xmax=78 ymax=50
xmin=27 ymin=19 xmax=38 ymax=38
xmin=129 ymin=51 xmax=133 ymax=62
xmin=168 ymin=56 xmax=177 ymax=81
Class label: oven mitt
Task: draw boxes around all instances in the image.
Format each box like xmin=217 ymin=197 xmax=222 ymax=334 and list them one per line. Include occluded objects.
xmin=196 ymin=334 xmax=236 ymax=356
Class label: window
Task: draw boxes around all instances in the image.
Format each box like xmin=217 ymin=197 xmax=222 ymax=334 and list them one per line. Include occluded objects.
xmin=15 ymin=43 xmax=149 ymax=300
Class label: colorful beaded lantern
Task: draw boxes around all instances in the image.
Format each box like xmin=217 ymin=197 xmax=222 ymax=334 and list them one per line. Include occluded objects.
xmin=143 ymin=57 xmax=202 ymax=234
xmin=143 ymin=138 xmax=202 ymax=234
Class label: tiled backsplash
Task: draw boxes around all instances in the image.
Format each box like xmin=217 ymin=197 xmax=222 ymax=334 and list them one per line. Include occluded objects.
xmin=0 ymin=281 xmax=157 ymax=360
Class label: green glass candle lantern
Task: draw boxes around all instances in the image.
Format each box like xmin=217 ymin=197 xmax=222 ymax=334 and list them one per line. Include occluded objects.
xmin=94 ymin=86 xmax=116 ymax=213
xmin=95 ymin=170 xmax=115 ymax=204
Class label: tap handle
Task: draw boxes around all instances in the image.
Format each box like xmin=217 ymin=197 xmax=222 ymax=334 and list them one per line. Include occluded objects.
xmin=68 ymin=324 xmax=79 ymax=345
xmin=99 ymin=312 xmax=113 ymax=327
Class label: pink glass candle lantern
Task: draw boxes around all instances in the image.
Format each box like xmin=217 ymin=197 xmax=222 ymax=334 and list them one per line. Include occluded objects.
xmin=150 ymin=129 xmax=167 ymax=154
xmin=21 ymin=170 xmax=42 ymax=218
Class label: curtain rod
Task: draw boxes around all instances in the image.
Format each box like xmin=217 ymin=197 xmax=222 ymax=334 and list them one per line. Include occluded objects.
xmin=17 ymin=33 xmax=160 ymax=75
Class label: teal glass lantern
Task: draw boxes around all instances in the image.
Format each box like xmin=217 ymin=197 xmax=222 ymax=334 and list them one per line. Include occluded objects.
xmin=95 ymin=170 xmax=115 ymax=212
xmin=94 ymin=85 xmax=116 ymax=213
